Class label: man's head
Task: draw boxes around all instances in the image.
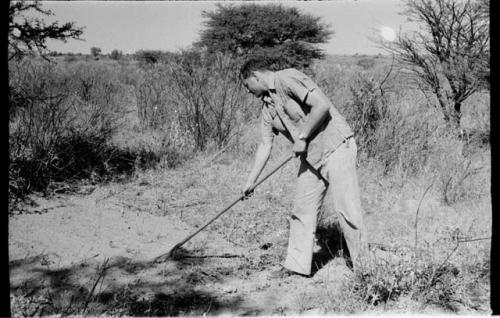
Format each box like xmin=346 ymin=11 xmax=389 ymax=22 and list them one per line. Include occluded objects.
xmin=240 ymin=58 xmax=273 ymax=98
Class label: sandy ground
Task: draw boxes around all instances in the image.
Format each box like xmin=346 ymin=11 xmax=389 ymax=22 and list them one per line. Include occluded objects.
xmin=9 ymin=174 xmax=490 ymax=316
xmin=9 ymin=183 xmax=355 ymax=316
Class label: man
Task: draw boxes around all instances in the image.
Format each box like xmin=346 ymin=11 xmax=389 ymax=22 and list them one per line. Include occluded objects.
xmin=240 ymin=58 xmax=366 ymax=278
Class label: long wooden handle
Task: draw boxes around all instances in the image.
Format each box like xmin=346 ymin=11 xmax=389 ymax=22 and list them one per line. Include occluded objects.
xmin=154 ymin=153 xmax=294 ymax=262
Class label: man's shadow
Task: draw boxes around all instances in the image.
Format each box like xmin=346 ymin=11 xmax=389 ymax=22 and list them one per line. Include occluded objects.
xmin=311 ymin=222 xmax=352 ymax=275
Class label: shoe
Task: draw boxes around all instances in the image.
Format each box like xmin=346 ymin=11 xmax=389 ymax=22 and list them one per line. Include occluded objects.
xmin=268 ymin=267 xmax=310 ymax=279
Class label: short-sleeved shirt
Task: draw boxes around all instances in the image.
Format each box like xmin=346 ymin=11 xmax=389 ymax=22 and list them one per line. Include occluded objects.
xmin=261 ymin=68 xmax=354 ymax=166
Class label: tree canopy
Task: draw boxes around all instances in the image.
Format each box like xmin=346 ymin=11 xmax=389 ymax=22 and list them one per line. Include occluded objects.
xmin=90 ymin=47 xmax=102 ymax=57
xmin=9 ymin=0 xmax=84 ymax=61
xmin=196 ymin=3 xmax=333 ymax=69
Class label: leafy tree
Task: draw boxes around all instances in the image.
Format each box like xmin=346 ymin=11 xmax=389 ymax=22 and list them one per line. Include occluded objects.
xmin=134 ymin=50 xmax=172 ymax=66
xmin=8 ymin=0 xmax=83 ymax=61
xmin=196 ymin=3 xmax=333 ymax=69
xmin=385 ymin=0 xmax=489 ymax=126
xmin=90 ymin=47 xmax=102 ymax=58
xmin=110 ymin=49 xmax=123 ymax=60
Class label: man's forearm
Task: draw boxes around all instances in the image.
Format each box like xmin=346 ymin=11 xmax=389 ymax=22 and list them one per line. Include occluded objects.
xmin=247 ymin=143 xmax=272 ymax=185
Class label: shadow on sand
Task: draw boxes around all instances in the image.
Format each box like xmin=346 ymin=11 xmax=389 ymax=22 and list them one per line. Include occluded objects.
xmin=311 ymin=222 xmax=351 ymax=275
xmin=10 ymin=248 xmax=246 ymax=316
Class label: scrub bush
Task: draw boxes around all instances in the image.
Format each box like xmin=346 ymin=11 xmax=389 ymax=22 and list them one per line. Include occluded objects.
xmin=135 ymin=50 xmax=255 ymax=151
xmin=9 ymin=59 xmax=130 ymax=201
xmin=334 ymin=241 xmax=489 ymax=313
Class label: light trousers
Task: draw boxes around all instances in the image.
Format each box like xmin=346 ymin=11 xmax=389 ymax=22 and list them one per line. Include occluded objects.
xmin=283 ymin=138 xmax=365 ymax=275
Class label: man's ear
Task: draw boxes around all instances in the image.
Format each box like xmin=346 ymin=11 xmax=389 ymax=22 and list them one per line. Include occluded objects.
xmin=252 ymin=71 xmax=261 ymax=82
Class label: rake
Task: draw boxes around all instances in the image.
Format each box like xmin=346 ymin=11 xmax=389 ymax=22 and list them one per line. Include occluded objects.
xmin=153 ymin=153 xmax=295 ymax=263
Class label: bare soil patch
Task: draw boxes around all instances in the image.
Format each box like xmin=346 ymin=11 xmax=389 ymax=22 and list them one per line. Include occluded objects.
xmin=9 ymin=181 xmax=352 ymax=316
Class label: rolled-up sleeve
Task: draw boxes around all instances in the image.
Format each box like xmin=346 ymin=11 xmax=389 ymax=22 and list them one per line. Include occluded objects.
xmin=276 ymin=70 xmax=319 ymax=105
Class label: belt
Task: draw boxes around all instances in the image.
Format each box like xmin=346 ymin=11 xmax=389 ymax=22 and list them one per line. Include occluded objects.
xmin=301 ymin=134 xmax=354 ymax=185
xmin=317 ymin=134 xmax=354 ymax=168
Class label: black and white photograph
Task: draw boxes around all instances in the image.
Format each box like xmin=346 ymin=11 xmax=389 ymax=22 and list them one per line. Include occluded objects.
xmin=8 ymin=0 xmax=491 ymax=316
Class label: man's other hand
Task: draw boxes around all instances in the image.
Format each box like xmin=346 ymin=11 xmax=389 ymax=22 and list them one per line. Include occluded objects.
xmin=242 ymin=181 xmax=254 ymax=199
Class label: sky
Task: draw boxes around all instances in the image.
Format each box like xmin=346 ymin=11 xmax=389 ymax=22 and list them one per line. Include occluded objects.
xmin=39 ymin=0 xmax=413 ymax=55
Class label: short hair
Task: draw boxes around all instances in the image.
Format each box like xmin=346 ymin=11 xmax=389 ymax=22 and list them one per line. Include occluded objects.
xmin=239 ymin=58 xmax=272 ymax=79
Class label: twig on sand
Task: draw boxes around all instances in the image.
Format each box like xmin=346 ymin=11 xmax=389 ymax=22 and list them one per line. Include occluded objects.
xmin=180 ymin=253 xmax=245 ymax=259
xmin=368 ymin=242 xmax=399 ymax=252
xmin=425 ymin=236 xmax=491 ymax=290
xmin=203 ymin=300 xmax=213 ymax=316
xmin=81 ymin=258 xmax=110 ymax=315
xmin=414 ymin=178 xmax=436 ymax=249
